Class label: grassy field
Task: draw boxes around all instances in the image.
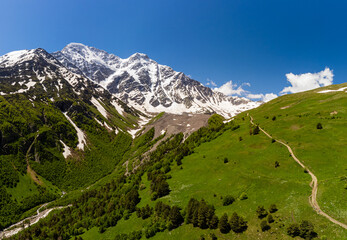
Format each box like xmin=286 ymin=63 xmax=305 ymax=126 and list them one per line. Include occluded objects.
xmin=246 ymin=83 xmax=347 ymax=224
xmin=80 ymin=116 xmax=347 ymax=239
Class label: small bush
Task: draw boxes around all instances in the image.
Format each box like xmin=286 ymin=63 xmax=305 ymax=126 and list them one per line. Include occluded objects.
xmin=239 ymin=192 xmax=248 ymax=200
xmin=253 ymin=126 xmax=260 ymax=135
xmin=223 ymin=195 xmax=235 ymax=206
xmin=287 ymin=223 xmax=300 ymax=237
xmin=267 ymin=214 xmax=274 ymax=223
xmin=260 ymin=220 xmax=271 ymax=231
xmin=210 ymin=233 xmax=217 ymax=240
xmin=269 ymin=204 xmax=278 ymax=213
xmin=272 ymin=116 xmax=276 ymax=121
xmin=223 ymin=157 xmax=229 ymax=163
xmin=316 ymin=123 xmax=322 ymax=129
xmin=287 ymin=220 xmax=317 ymax=239
xmin=256 ymin=206 xmax=268 ymax=219
xmin=275 ymin=161 xmax=280 ymax=168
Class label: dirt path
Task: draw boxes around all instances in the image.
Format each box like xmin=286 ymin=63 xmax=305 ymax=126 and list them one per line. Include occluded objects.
xmin=26 ymin=132 xmax=42 ymax=185
xmin=249 ymin=114 xmax=347 ymax=230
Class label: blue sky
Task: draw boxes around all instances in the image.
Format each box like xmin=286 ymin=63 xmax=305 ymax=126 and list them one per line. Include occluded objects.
xmin=1 ymin=0 xmax=347 ymax=99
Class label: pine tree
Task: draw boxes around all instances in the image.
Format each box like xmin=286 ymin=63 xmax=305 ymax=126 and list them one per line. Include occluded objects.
xmin=186 ymin=198 xmax=199 ymax=224
xmin=218 ymin=213 xmax=230 ymax=234
xmin=169 ymin=206 xmax=184 ymax=229
xmin=209 ymin=215 xmax=219 ymax=229
xmin=229 ymin=212 xmax=248 ymax=233
xmin=198 ymin=204 xmax=208 ymax=229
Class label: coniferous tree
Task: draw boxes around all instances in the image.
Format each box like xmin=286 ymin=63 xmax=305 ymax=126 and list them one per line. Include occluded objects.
xmin=229 ymin=212 xmax=247 ymax=233
xmin=186 ymin=198 xmax=199 ymax=224
xmin=198 ymin=204 xmax=208 ymax=229
xmin=218 ymin=213 xmax=230 ymax=234
xmin=169 ymin=206 xmax=184 ymax=229
xmin=209 ymin=215 xmax=219 ymax=229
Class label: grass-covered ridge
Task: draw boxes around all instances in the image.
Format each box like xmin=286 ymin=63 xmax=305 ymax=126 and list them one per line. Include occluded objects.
xmin=246 ymin=83 xmax=347 ymax=224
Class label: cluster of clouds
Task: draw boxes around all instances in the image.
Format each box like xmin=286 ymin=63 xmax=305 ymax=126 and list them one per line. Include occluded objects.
xmin=213 ymin=80 xmax=278 ymax=102
xmin=211 ymin=67 xmax=334 ymax=102
xmin=280 ymin=67 xmax=333 ymax=94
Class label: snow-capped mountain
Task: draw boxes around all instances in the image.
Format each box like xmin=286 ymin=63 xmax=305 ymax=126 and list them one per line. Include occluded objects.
xmin=0 ymin=48 xmax=144 ymax=134
xmin=0 ymin=48 xmax=102 ymax=97
xmin=52 ymin=43 xmax=260 ymax=118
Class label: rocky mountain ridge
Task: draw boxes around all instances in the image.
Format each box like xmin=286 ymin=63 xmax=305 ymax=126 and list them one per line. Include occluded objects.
xmin=52 ymin=43 xmax=260 ymax=117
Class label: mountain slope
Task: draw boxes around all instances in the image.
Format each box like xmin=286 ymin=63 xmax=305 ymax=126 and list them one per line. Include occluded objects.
xmin=52 ymin=43 xmax=260 ymax=117
xmin=6 ymin=83 xmax=347 ymax=239
xmin=0 ymin=48 xmax=150 ymax=230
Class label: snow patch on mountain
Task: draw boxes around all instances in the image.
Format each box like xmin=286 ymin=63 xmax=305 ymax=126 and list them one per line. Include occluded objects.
xmin=111 ymin=100 xmax=124 ymax=116
xmin=63 ymin=113 xmax=87 ymax=150
xmin=60 ymin=140 xmax=72 ymax=158
xmin=127 ymin=116 xmax=151 ymax=139
xmin=0 ymin=49 xmax=36 ymax=68
xmin=91 ymin=97 xmax=108 ymax=119
xmin=318 ymin=87 xmax=347 ymax=93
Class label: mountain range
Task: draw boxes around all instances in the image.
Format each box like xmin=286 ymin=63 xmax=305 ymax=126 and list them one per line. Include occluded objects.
xmin=52 ymin=43 xmax=260 ymax=117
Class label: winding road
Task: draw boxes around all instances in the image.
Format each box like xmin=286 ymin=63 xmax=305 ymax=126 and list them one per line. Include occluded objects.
xmin=249 ymin=115 xmax=347 ymax=230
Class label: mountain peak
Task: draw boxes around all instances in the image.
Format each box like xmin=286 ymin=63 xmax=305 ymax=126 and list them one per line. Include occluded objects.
xmin=128 ymin=52 xmax=149 ymax=61
xmin=0 ymin=48 xmax=55 ymax=68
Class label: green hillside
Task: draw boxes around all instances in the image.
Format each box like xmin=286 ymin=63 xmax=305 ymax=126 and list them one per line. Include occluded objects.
xmin=5 ymin=84 xmax=347 ymax=239
xmin=0 ymin=51 xmax=145 ymax=230
xmin=247 ymin=83 xmax=347 ymax=224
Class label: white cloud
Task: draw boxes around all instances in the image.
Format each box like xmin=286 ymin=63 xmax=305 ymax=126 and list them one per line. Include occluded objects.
xmin=281 ymin=67 xmax=333 ymax=94
xmin=247 ymin=94 xmax=263 ymax=99
xmin=247 ymin=93 xmax=278 ymax=102
xmin=214 ymin=80 xmax=249 ymax=96
xmin=206 ymin=78 xmax=217 ymax=87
